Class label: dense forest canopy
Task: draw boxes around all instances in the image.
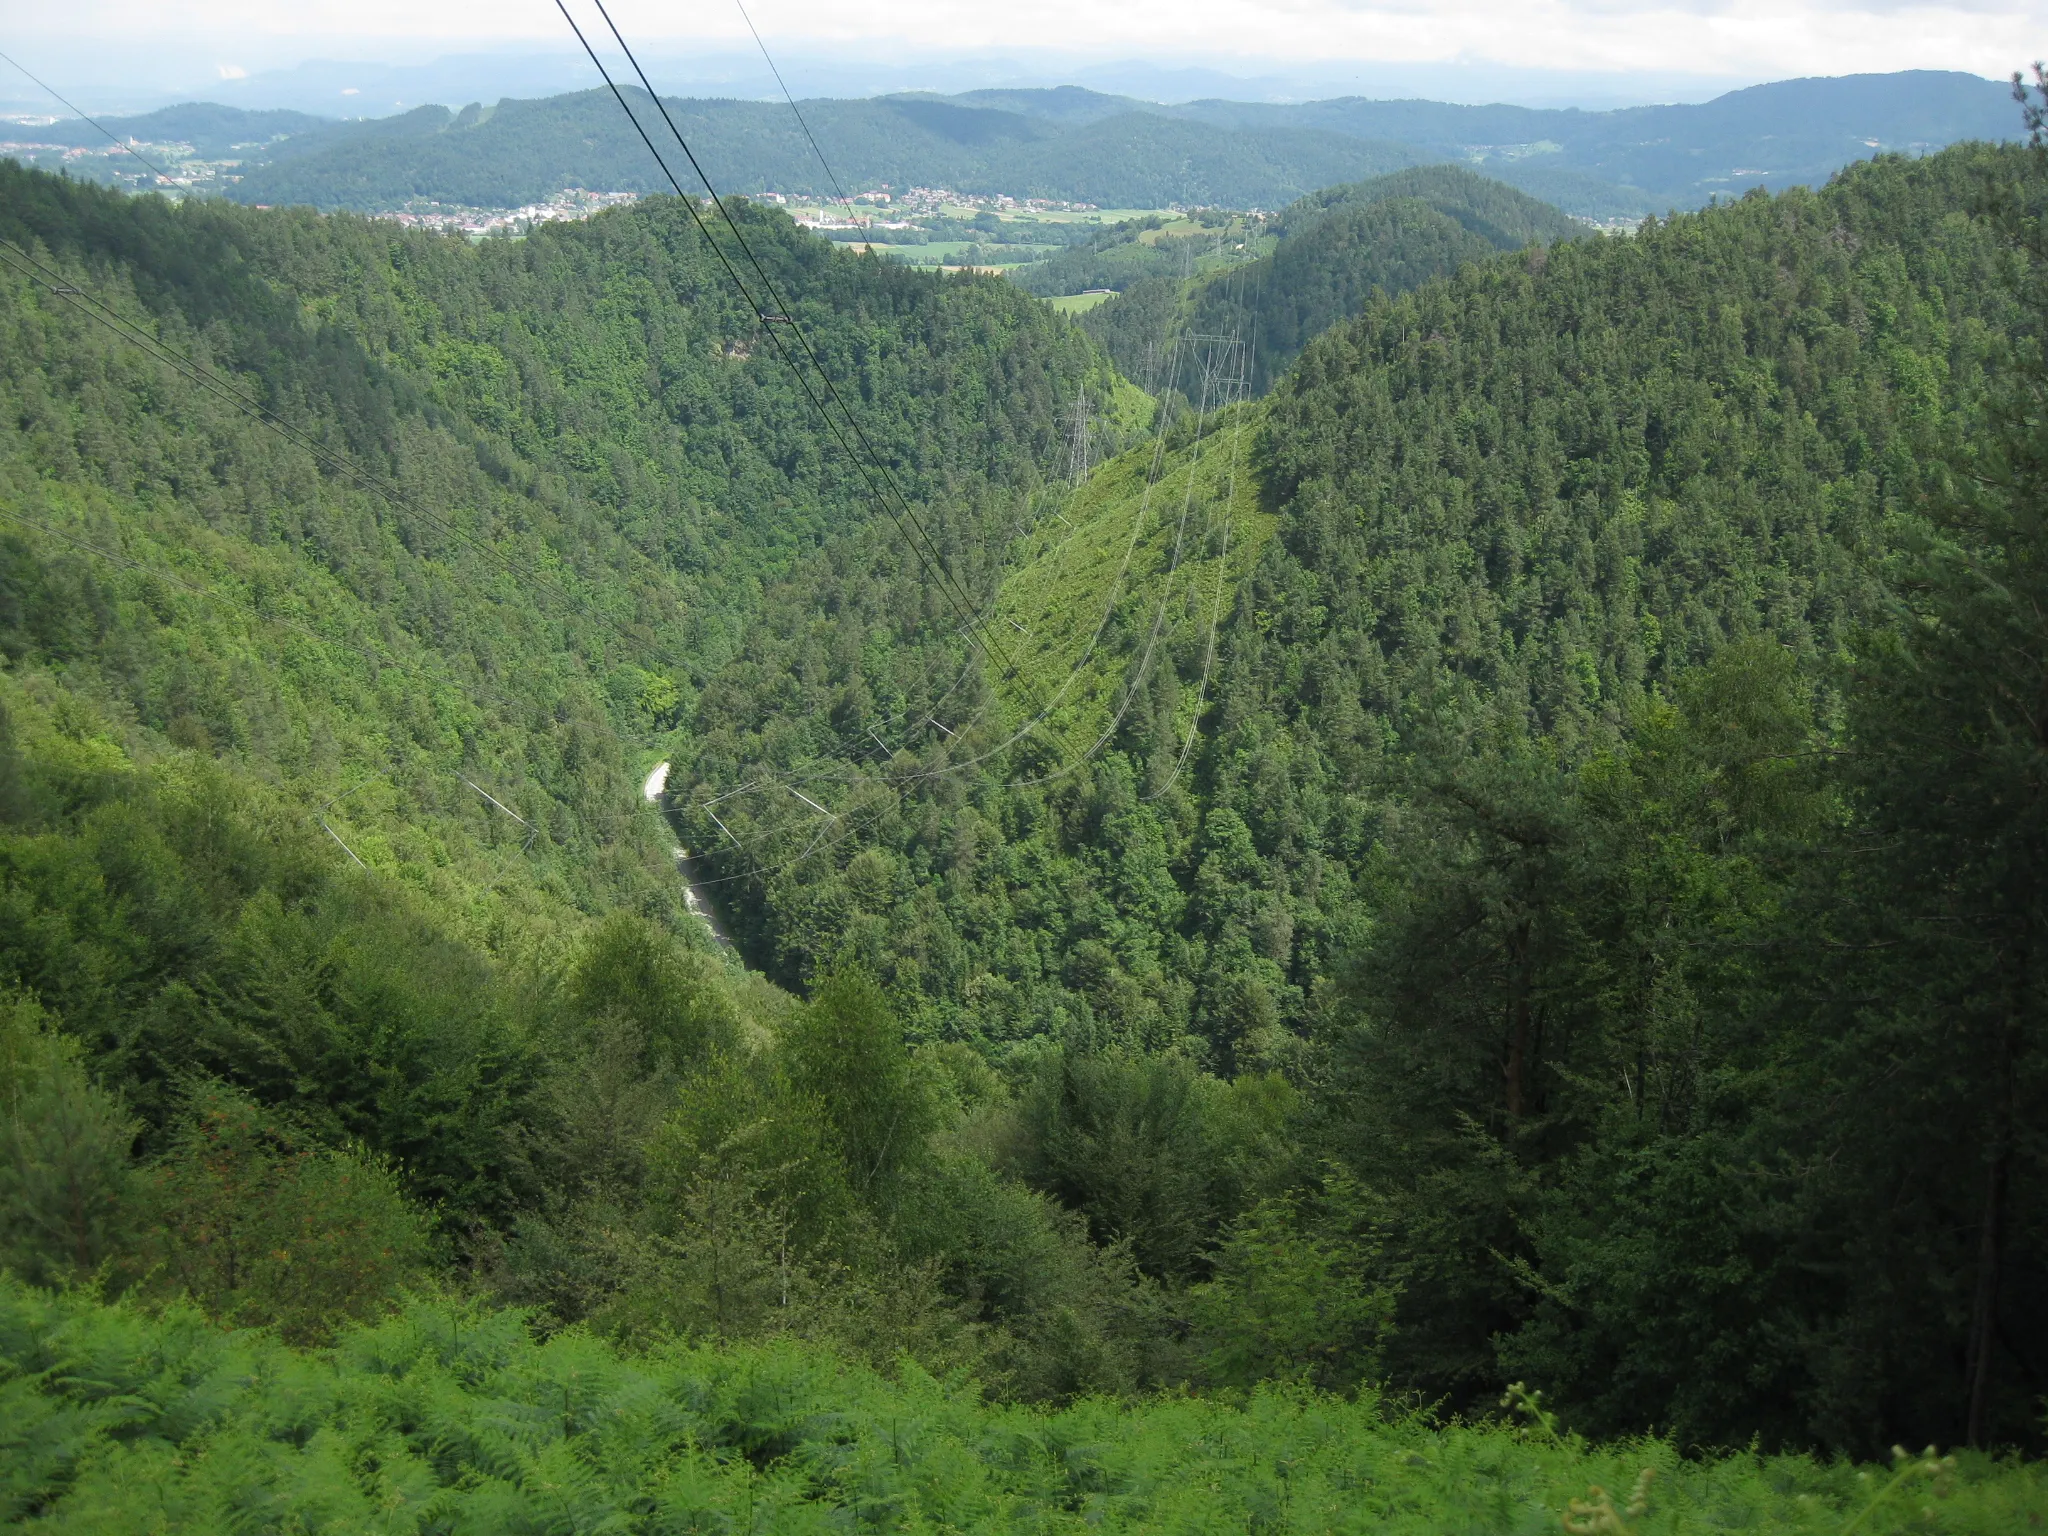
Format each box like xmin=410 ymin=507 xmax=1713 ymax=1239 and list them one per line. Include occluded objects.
xmin=0 ymin=159 xmax=1105 ymax=932
xmin=0 ymin=89 xmax=2045 ymax=1530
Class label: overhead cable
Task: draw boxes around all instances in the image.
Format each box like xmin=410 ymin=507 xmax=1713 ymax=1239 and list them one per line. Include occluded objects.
xmin=729 ymin=0 xmax=864 ymax=228
xmin=556 ymin=1 xmax=990 ymax=656
xmin=0 ymin=47 xmax=173 ymax=186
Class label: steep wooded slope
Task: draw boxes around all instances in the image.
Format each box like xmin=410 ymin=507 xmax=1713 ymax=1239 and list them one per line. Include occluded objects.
xmin=654 ymin=143 xmax=2048 ymax=1448
xmin=680 ymin=145 xmax=2015 ymax=1072
xmin=0 ymin=163 xmax=1107 ymax=938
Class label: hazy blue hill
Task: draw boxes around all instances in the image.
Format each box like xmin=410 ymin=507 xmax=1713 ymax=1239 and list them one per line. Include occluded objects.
xmin=225 ymin=90 xmax=1428 ymax=213
xmin=20 ymin=102 xmax=335 ymax=156
xmin=979 ymin=112 xmax=1427 ymax=208
xmin=1166 ymin=69 xmax=2017 ymax=208
xmin=922 ymin=85 xmax=1150 ymax=125
xmin=1549 ymin=70 xmax=2019 ymax=204
xmin=1163 ymin=94 xmax=1572 ymax=145
xmin=14 ymin=70 xmax=2015 ymax=220
xmin=227 ymin=89 xmax=1053 ymax=208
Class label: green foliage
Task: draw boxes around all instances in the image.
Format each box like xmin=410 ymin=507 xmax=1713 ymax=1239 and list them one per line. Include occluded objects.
xmin=0 ymin=157 xmax=1105 ymax=948
xmin=657 ymin=141 xmax=2048 ymax=1450
xmin=0 ymin=672 xmax=537 ymax=1210
xmin=691 ymin=148 xmax=2020 ymax=1049
xmin=0 ymin=991 xmax=137 ymax=1287
xmin=568 ymin=912 xmax=743 ymax=1074
xmin=0 ymin=1275 xmax=2039 ymax=1533
xmin=1187 ymin=1182 xmax=1395 ymax=1393
xmin=139 ymin=1082 xmax=429 ymax=1342
xmin=785 ymin=969 xmax=940 ymax=1202
xmin=7 ymin=106 xmax=2048 ymax=1494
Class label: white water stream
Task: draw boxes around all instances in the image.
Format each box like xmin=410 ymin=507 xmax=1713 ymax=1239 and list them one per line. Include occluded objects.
xmin=644 ymin=761 xmax=733 ymax=949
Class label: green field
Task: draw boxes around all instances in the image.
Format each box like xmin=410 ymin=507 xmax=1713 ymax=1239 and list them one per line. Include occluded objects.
xmin=992 ymin=395 xmax=1270 ymax=753
xmin=1047 ymin=289 xmax=1116 ymax=313
xmin=882 ymin=240 xmax=1063 ymax=269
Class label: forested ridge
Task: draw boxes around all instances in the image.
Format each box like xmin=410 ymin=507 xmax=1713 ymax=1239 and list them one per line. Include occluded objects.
xmin=1072 ymin=165 xmax=1585 ymax=394
xmin=0 ymin=107 xmax=2044 ymax=1530
xmin=219 ymin=91 xmax=1430 ymax=221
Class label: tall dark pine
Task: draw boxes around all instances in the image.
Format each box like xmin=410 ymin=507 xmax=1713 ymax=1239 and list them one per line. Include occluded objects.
xmin=1839 ymin=74 xmax=2048 ymax=1446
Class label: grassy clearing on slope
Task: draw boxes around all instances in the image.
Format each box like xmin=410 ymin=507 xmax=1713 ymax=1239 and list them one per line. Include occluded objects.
xmin=1047 ymin=291 xmax=1115 ymax=314
xmin=2 ymin=1279 xmax=2037 ymax=1533
xmin=992 ymin=399 xmax=1272 ymax=760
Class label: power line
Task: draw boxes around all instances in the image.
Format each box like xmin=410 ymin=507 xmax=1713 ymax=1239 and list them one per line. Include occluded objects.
xmin=557 ymin=0 xmax=1121 ymax=834
xmin=726 ymin=0 xmax=1042 ymax=760
xmin=1002 ymin=331 xmax=1234 ymax=789
xmin=674 ymin=329 xmax=1197 ymax=819
xmin=652 ymin=362 xmax=1239 ymax=893
xmin=0 ymin=47 xmax=173 ymax=187
xmin=665 ymin=323 xmax=1226 ymax=832
xmin=1009 ymin=225 xmax=1268 ymax=794
xmin=729 ymin=0 xmax=862 ymax=227
xmin=552 ymin=0 xmax=1214 ymax=844
xmin=1138 ymin=222 xmax=1269 ymax=797
xmin=562 ymin=0 xmax=1081 ymax=756
xmin=1149 ymin=345 xmax=1255 ymax=797
xmin=556 ymin=2 xmax=981 ymax=642
xmin=669 ymin=318 xmax=1209 ymax=824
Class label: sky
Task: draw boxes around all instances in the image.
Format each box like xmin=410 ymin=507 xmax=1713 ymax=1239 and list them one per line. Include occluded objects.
xmin=3 ymin=0 xmax=2039 ymax=112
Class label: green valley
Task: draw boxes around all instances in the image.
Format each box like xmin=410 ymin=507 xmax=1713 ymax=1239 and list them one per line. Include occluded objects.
xmin=0 ymin=62 xmax=2044 ymax=1531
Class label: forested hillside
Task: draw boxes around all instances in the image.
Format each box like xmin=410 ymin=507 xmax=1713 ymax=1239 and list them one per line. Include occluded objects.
xmin=1 ymin=97 xmax=2046 ymax=1525
xmin=1074 ymin=166 xmax=1582 ymax=392
xmin=219 ymin=90 xmax=1429 ymax=217
xmin=0 ymin=162 xmax=1184 ymax=1392
xmin=666 ymin=140 xmax=2048 ymax=1451
xmin=0 ymin=160 xmax=1103 ymax=930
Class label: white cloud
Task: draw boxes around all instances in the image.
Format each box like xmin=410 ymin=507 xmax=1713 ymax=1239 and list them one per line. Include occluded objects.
xmin=215 ymin=61 xmax=247 ymax=79
xmin=20 ymin=0 xmax=2043 ymax=87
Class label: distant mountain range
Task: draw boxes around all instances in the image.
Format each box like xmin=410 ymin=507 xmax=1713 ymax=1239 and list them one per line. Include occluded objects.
xmin=7 ymin=70 xmax=2022 ymax=218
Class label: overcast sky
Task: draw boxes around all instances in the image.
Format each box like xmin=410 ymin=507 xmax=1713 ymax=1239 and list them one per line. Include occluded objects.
xmin=6 ymin=0 xmax=2040 ymax=103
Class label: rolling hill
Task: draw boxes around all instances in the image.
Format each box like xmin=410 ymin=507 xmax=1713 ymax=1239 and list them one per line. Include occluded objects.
xmin=4 ymin=69 xmax=2021 ymax=219
xmin=1072 ymin=166 xmax=1584 ymax=392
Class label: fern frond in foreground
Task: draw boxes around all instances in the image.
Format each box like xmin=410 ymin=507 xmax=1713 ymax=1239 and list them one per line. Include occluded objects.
xmin=1 ymin=1280 xmax=2036 ymax=1534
